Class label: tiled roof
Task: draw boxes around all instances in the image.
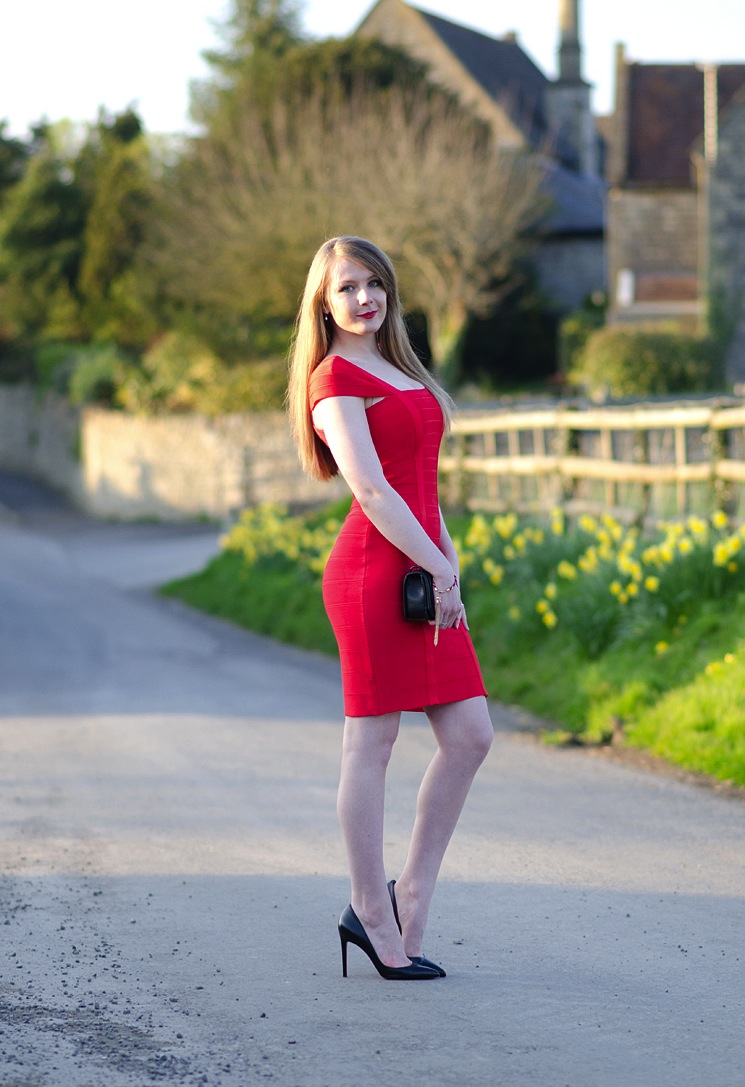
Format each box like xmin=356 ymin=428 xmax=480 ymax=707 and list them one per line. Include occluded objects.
xmin=625 ymin=63 xmax=745 ymax=186
xmin=540 ymin=160 xmax=605 ymax=235
xmin=417 ymin=8 xmax=550 ymax=147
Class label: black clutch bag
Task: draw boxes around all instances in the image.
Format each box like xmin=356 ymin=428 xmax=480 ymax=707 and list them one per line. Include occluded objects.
xmin=402 ymin=566 xmax=436 ymax=621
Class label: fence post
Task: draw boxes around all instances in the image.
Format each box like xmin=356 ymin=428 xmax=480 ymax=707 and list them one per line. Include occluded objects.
xmin=633 ymin=427 xmax=651 ymax=528
xmin=709 ymin=420 xmax=731 ymax=514
xmin=534 ymin=424 xmax=549 ymax=507
xmin=600 ymin=426 xmax=615 ymax=510
xmin=555 ymin=417 xmax=577 ymax=508
xmin=674 ymin=425 xmax=688 ymax=516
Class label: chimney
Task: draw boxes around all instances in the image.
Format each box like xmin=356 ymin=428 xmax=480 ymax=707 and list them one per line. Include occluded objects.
xmin=558 ymin=0 xmax=582 ymax=84
xmin=545 ymin=0 xmax=598 ymax=175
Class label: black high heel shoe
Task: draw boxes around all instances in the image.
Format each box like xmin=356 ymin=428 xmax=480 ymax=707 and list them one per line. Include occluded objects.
xmin=387 ymin=880 xmax=447 ymax=977
xmin=338 ymin=904 xmax=439 ymax=980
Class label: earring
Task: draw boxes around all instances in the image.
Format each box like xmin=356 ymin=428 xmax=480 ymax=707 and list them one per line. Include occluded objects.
xmin=323 ymin=312 xmax=330 ymax=322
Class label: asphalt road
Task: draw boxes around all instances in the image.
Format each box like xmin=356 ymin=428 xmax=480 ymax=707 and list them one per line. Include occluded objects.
xmin=0 ymin=472 xmax=743 ymax=1087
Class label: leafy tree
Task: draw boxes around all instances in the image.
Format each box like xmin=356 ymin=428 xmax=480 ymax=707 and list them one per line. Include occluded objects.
xmin=0 ymin=109 xmax=157 ymax=350
xmin=191 ymin=0 xmax=304 ymax=126
xmin=0 ymin=121 xmax=42 ymax=204
xmin=0 ymin=124 xmax=88 ymax=340
xmin=78 ymin=111 xmax=157 ymax=347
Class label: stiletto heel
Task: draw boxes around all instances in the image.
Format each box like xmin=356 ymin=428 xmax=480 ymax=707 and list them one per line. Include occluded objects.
xmin=340 ymin=928 xmax=349 ymax=977
xmin=338 ymin=904 xmax=439 ymax=980
xmin=387 ymin=880 xmax=447 ymax=977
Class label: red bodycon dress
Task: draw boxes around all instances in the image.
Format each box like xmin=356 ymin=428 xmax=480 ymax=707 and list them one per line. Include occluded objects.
xmin=309 ymin=355 xmax=487 ymax=717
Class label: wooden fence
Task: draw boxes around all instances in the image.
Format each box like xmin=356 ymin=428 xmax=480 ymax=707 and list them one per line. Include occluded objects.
xmin=440 ymin=398 xmax=745 ymax=522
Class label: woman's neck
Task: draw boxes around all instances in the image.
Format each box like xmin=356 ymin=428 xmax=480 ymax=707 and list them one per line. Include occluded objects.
xmin=330 ymin=329 xmax=384 ymax=364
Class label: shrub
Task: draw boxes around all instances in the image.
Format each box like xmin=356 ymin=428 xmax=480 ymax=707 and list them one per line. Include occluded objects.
xmin=33 ymin=341 xmax=79 ymax=392
xmin=67 ymin=343 xmax=125 ymax=405
xmin=558 ymin=293 xmax=606 ymax=376
xmin=116 ymin=331 xmax=287 ymax=414
xmin=570 ymin=325 xmax=719 ymax=400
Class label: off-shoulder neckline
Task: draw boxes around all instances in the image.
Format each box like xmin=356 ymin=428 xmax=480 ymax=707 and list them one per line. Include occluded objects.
xmin=323 ymin=354 xmax=426 ymax=393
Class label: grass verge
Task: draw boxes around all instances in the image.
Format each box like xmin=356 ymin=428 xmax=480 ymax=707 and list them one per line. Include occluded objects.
xmin=162 ymin=501 xmax=745 ymax=788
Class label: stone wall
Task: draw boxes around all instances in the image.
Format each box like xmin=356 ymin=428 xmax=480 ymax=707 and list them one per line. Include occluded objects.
xmin=607 ymin=188 xmax=702 ymax=327
xmin=0 ymin=386 xmax=87 ymax=505
xmin=533 ymin=235 xmax=606 ymax=311
xmin=0 ymin=387 xmax=346 ymax=520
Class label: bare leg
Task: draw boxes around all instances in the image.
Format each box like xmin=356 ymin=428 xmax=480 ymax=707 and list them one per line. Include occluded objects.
xmin=394 ymin=697 xmax=493 ymax=956
xmin=336 ymin=712 xmax=410 ymax=968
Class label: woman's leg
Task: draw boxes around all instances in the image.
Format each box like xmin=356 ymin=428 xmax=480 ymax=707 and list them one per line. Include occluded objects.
xmin=337 ymin=711 xmax=411 ymax=968
xmin=394 ymin=697 xmax=493 ymax=956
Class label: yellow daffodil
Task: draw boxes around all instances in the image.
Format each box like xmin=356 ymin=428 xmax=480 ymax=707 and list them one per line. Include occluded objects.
xmin=557 ymin=560 xmax=577 ymax=580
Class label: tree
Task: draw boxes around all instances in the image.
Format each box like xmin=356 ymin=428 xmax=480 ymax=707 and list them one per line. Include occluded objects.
xmin=191 ymin=0 xmax=304 ymax=127
xmin=0 ymin=121 xmax=41 ymax=205
xmin=0 ymin=124 xmax=88 ymax=340
xmin=151 ymin=81 xmax=547 ymax=378
xmin=78 ymin=111 xmax=157 ymax=347
xmin=0 ymin=109 xmax=157 ymax=348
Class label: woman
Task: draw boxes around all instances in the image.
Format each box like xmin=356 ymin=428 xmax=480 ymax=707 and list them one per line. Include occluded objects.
xmin=288 ymin=237 xmax=493 ymax=980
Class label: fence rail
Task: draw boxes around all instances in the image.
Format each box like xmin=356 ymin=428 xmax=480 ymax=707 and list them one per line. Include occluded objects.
xmin=440 ymin=399 xmax=745 ymax=522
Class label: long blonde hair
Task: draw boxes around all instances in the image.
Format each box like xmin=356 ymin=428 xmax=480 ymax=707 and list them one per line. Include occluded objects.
xmin=287 ymin=236 xmax=454 ymax=481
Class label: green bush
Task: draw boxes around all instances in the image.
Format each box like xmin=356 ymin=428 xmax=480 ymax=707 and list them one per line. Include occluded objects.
xmin=558 ymin=293 xmax=606 ymax=376
xmin=570 ymin=325 xmax=720 ymax=400
xmin=67 ymin=343 xmax=125 ymax=405
xmin=33 ymin=341 xmax=79 ymax=392
xmin=116 ymin=331 xmax=287 ymax=414
xmin=22 ymin=340 xmax=125 ymax=403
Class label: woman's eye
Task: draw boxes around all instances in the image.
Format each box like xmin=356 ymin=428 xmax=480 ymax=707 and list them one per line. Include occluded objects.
xmin=369 ymin=279 xmax=382 ymax=288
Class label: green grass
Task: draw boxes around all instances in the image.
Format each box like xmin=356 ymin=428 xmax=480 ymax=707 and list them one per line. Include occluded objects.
xmin=162 ymin=550 xmax=338 ymax=656
xmin=162 ymin=502 xmax=745 ymax=788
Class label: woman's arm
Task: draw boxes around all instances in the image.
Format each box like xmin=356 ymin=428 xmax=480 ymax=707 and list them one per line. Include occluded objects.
xmin=438 ymin=509 xmax=460 ymax=577
xmin=313 ymin=396 xmax=462 ymax=621
xmin=438 ymin=509 xmax=468 ymax=629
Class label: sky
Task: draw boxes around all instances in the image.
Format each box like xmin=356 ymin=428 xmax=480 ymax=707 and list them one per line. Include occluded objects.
xmin=1 ymin=0 xmax=743 ymax=137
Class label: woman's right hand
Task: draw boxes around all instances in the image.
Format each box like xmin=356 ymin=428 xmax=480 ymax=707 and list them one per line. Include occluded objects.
xmin=432 ymin=574 xmax=467 ymax=631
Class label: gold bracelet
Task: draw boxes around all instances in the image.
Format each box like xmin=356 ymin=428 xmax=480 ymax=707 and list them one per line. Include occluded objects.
xmin=434 ymin=574 xmax=458 ymax=595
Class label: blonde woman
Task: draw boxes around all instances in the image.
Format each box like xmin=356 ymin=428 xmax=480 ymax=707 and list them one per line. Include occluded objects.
xmin=288 ymin=237 xmax=493 ymax=980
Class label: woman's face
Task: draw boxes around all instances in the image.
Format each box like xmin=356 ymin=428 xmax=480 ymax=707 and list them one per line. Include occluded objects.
xmin=324 ymin=256 xmax=387 ymax=340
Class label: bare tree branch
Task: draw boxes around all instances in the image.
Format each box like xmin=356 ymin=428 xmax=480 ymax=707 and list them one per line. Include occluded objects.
xmin=149 ymin=82 xmax=548 ymax=374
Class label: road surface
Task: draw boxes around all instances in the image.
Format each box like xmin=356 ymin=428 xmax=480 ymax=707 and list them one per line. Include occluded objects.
xmin=0 ymin=473 xmax=743 ymax=1086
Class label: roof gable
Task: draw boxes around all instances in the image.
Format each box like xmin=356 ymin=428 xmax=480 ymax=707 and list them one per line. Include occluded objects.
xmin=417 ymin=9 xmax=550 ymax=146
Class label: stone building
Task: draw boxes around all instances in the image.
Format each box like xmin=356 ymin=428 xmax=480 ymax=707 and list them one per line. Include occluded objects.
xmin=606 ymin=49 xmax=745 ymax=377
xmin=707 ymin=90 xmax=745 ymax=383
xmin=355 ymin=0 xmax=606 ymax=313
